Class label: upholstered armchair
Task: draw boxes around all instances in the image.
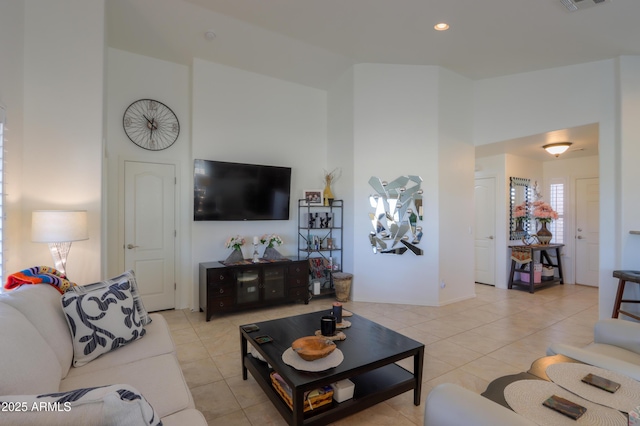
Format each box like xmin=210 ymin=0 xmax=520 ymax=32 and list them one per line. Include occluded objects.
xmin=547 ymin=318 xmax=640 ymax=380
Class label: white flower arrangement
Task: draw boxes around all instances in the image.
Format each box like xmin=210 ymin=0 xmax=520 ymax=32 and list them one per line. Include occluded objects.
xmin=260 ymin=234 xmax=283 ymax=248
xmin=225 ymin=235 xmax=245 ymax=251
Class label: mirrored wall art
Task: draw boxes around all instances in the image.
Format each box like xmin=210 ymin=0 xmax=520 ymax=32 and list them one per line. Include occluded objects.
xmin=368 ymin=175 xmax=423 ymax=255
xmin=509 ymin=177 xmax=532 ymax=240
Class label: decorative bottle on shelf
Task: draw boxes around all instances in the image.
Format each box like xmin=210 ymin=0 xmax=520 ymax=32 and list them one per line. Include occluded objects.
xmin=323 ymin=184 xmax=334 ymax=206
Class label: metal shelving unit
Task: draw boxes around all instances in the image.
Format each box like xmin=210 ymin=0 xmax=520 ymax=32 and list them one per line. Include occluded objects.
xmin=298 ymin=199 xmax=343 ymax=297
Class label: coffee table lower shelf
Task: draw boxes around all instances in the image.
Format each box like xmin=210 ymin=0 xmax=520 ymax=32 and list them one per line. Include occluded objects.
xmin=244 ymin=355 xmax=417 ymax=426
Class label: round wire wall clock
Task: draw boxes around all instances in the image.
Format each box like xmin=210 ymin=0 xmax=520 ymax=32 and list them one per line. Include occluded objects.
xmin=123 ymin=99 xmax=180 ymax=151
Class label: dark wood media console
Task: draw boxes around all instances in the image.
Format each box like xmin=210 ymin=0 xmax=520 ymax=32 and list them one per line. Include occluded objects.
xmin=199 ymin=258 xmax=309 ymax=321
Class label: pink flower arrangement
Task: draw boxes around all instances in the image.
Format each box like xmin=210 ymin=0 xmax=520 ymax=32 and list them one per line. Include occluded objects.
xmin=513 ymin=202 xmax=529 ymax=218
xmin=532 ymin=201 xmax=558 ymax=223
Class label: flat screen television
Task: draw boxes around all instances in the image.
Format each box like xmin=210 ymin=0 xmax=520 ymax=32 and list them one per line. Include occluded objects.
xmin=194 ymin=159 xmax=292 ymax=221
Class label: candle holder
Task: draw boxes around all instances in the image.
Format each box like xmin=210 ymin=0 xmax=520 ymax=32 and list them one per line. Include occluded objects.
xmin=252 ymin=243 xmax=260 ymax=263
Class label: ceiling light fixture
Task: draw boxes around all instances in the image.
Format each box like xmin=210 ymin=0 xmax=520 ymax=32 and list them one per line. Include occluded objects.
xmin=434 ymin=23 xmax=449 ymax=31
xmin=543 ymin=142 xmax=572 ymax=157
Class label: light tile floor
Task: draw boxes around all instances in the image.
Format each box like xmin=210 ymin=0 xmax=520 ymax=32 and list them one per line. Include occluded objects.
xmin=159 ymin=283 xmax=599 ymax=425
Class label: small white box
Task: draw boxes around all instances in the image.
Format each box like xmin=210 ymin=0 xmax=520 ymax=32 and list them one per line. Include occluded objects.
xmin=332 ymin=379 xmax=355 ymax=403
xmin=313 ymin=281 xmax=321 ymax=295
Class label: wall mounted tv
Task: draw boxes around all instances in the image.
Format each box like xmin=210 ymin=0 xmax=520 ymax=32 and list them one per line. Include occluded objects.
xmin=194 ymin=159 xmax=292 ymax=221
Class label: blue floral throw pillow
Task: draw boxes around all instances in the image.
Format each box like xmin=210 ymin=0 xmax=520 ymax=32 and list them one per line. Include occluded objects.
xmin=61 ymin=279 xmax=146 ymax=367
xmin=72 ymin=270 xmax=152 ymax=326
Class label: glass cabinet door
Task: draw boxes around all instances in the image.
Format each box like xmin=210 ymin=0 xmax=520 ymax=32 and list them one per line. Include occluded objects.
xmin=262 ymin=266 xmax=285 ymax=301
xmin=236 ymin=269 xmax=260 ymax=304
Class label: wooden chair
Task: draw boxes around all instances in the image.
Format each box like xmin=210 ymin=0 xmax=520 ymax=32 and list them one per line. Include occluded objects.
xmin=611 ymin=270 xmax=640 ymax=320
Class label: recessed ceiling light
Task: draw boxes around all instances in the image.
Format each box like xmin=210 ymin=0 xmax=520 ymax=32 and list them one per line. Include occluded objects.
xmin=434 ymin=23 xmax=449 ymax=31
xmin=204 ymin=31 xmax=216 ymax=41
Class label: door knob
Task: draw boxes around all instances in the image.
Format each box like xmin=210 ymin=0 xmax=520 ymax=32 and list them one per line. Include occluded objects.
xmin=576 ymin=236 xmax=583 ymax=240
xmin=126 ymin=244 xmax=139 ymax=249
xmin=488 ymin=236 xmax=494 ymax=240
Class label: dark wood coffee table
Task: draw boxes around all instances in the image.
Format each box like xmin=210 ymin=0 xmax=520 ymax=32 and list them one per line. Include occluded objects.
xmin=240 ymin=310 xmax=425 ymax=426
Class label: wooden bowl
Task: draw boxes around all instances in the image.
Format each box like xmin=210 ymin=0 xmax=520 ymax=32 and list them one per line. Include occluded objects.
xmin=291 ymin=336 xmax=336 ymax=361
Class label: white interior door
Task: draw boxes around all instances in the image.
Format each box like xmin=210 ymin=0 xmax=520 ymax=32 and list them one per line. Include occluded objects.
xmin=124 ymin=161 xmax=176 ymax=311
xmin=475 ymin=177 xmax=496 ymax=285
xmin=575 ymin=177 xmax=599 ymax=286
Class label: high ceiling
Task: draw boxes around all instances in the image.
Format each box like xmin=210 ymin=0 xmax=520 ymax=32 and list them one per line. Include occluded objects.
xmin=107 ymin=0 xmax=640 ymax=90
xmin=106 ymin=0 xmax=621 ymax=158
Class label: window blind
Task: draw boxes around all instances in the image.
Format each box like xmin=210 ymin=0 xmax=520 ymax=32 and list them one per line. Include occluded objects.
xmin=549 ymin=182 xmax=564 ymax=244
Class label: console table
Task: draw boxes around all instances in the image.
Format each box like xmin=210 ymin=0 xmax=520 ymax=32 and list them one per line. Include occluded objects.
xmin=508 ymin=244 xmax=564 ymax=293
xmin=199 ymin=258 xmax=309 ymax=321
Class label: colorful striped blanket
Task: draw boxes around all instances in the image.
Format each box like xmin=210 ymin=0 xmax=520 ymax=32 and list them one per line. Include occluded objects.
xmin=4 ymin=266 xmax=76 ymax=294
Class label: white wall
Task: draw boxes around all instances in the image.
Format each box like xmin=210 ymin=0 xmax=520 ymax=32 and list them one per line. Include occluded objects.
xmin=474 ymin=60 xmax=618 ymax=317
xmin=506 ymin=155 xmax=543 ymax=199
xmin=474 ymin=62 xmax=612 ymax=147
xmin=619 ymin=57 xmax=640 ymax=267
xmin=617 ymin=56 xmax=640 ymax=316
xmin=191 ymin=59 xmax=327 ymax=302
xmin=352 ymin=64 xmax=444 ymax=306
xmin=20 ymin=0 xmax=104 ymax=284
xmin=437 ymin=68 xmax=475 ymax=303
xmin=106 ymin=48 xmax=191 ymax=308
xmin=0 ymin=1 xmax=25 ymax=278
xmin=327 ymin=69 xmax=355 ymax=275
xmin=6 ymin=1 xmax=639 ymax=317
xmin=107 ymin=54 xmax=327 ymax=309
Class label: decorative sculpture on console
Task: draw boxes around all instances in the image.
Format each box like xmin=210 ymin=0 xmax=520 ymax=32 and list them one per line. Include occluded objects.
xmin=368 ymin=175 xmax=423 ymax=255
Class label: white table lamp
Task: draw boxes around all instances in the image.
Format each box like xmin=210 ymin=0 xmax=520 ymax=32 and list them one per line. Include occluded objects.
xmin=31 ymin=210 xmax=88 ymax=276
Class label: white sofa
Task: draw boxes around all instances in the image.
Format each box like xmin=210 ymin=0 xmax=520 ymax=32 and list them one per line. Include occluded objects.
xmin=424 ymin=383 xmax=537 ymax=425
xmin=0 ymin=284 xmax=206 ymax=425
xmin=546 ymin=318 xmax=640 ymax=380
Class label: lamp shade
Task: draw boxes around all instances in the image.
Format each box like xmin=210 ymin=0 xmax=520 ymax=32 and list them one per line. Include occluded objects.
xmin=31 ymin=210 xmax=88 ymax=243
xmin=543 ymin=142 xmax=572 ymax=157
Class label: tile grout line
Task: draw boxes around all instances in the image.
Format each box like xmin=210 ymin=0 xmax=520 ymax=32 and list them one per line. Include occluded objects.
xmin=163 ymin=284 xmax=599 ymax=425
